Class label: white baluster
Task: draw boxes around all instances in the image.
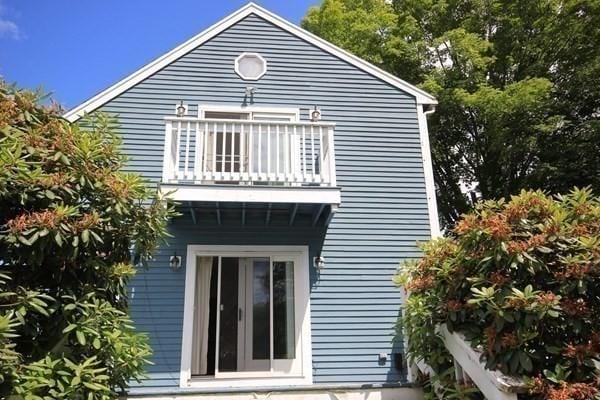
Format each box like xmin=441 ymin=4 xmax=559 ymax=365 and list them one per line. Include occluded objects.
xmin=318 ymin=125 xmax=323 ymax=184
xmin=292 ymin=125 xmax=298 ymax=183
xmin=184 ymin=121 xmax=191 ymax=179
xmin=276 ymin=124 xmax=280 ymax=180
xmin=202 ymin=122 xmax=208 ymax=180
xmin=221 ymin=122 xmax=226 ymax=180
xmin=267 ymin=124 xmax=271 ymax=180
xmin=302 ymin=125 xmax=306 ymax=182
xmin=258 ymin=124 xmax=262 ymax=179
xmin=311 ymin=125 xmax=315 ymax=181
xmin=284 ymin=125 xmax=289 ymax=182
xmin=230 ymin=123 xmax=235 ymax=174
xmin=249 ymin=124 xmax=254 ymax=181
xmin=240 ymin=124 xmax=245 ymax=177
xmin=212 ymin=122 xmax=217 ymax=180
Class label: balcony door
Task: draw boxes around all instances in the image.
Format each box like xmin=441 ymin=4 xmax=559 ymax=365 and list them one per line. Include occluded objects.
xmin=201 ymin=107 xmax=300 ymax=180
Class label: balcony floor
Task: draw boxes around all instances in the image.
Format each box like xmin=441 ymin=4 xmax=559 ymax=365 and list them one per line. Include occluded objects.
xmin=160 ymin=183 xmax=340 ymax=207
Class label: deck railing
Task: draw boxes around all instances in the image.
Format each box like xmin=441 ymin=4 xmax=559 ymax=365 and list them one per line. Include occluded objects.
xmin=415 ymin=325 xmax=526 ymax=400
xmin=162 ymin=117 xmax=337 ymax=187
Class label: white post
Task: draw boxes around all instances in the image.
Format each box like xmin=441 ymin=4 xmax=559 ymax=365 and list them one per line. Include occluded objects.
xmin=327 ymin=126 xmax=337 ymax=187
xmin=162 ymin=120 xmax=174 ymax=182
xmin=175 ymin=121 xmax=182 ymax=180
xmin=194 ymin=122 xmax=203 ymax=182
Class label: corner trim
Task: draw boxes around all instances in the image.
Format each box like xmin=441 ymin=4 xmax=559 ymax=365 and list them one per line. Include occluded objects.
xmin=416 ymin=104 xmax=441 ymax=238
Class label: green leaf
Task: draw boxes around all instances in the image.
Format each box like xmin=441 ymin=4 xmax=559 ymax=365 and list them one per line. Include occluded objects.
xmin=54 ymin=232 xmax=63 ymax=247
xmin=81 ymin=229 xmax=89 ymax=244
xmin=62 ymin=324 xmax=77 ymax=333
xmin=75 ymin=330 xmax=86 ymax=345
xmin=520 ymin=352 xmax=533 ymax=372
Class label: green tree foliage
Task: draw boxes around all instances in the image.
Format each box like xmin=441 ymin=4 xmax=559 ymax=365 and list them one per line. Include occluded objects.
xmin=0 ymin=82 xmax=176 ymax=399
xmin=303 ymin=0 xmax=600 ymax=226
xmin=395 ymin=188 xmax=600 ymax=399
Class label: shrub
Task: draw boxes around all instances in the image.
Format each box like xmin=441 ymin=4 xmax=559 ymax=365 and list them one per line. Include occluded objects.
xmin=0 ymin=82 xmax=176 ymax=398
xmin=396 ymin=188 xmax=600 ymax=399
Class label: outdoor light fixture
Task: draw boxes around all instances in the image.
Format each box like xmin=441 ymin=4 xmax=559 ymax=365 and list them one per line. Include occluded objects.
xmin=310 ymin=106 xmax=321 ymax=122
xmin=169 ymin=252 xmax=182 ymax=271
xmin=313 ymin=256 xmax=325 ymax=270
xmin=176 ymin=101 xmax=187 ymax=117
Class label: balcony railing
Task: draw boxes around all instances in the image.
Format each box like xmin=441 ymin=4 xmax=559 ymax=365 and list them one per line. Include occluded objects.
xmin=162 ymin=117 xmax=337 ymax=188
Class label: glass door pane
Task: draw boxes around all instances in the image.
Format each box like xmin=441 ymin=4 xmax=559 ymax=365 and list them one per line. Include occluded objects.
xmin=218 ymin=257 xmax=238 ymax=372
xmin=252 ymin=260 xmax=270 ymax=360
xmin=273 ymin=261 xmax=295 ymax=359
xmin=242 ymin=258 xmax=271 ymax=371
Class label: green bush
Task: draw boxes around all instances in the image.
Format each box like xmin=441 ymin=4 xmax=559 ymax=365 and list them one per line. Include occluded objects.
xmin=0 ymin=82 xmax=176 ymax=399
xmin=396 ymin=188 xmax=600 ymax=399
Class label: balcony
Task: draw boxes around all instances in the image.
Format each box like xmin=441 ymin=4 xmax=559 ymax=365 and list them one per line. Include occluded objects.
xmin=160 ymin=116 xmax=341 ymax=226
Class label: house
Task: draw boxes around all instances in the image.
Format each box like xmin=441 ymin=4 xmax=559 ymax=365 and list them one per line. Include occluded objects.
xmin=65 ymin=3 xmax=439 ymax=399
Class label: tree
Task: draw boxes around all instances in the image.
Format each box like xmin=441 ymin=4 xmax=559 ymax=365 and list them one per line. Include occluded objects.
xmin=303 ymin=0 xmax=600 ymax=227
xmin=0 ymin=82 xmax=176 ymax=398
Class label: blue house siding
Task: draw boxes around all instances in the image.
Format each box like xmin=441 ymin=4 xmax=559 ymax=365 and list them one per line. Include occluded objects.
xmin=96 ymin=13 xmax=431 ymax=390
xmin=128 ymin=215 xmax=326 ymax=390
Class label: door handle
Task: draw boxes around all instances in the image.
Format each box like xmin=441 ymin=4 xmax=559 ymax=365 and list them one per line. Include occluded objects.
xmin=238 ymin=308 xmax=242 ymax=321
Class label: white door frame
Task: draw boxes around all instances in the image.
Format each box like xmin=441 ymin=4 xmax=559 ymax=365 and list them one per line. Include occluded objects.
xmin=180 ymin=245 xmax=313 ymax=389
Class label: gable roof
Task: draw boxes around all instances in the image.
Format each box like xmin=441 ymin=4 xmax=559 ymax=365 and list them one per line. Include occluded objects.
xmin=64 ymin=2 xmax=437 ymax=122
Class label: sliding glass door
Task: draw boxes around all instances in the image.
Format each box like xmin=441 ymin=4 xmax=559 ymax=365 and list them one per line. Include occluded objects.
xmin=192 ymin=255 xmax=300 ymax=378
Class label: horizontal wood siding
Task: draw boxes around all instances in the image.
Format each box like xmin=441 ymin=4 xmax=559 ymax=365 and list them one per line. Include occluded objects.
xmin=97 ymin=14 xmax=430 ymax=391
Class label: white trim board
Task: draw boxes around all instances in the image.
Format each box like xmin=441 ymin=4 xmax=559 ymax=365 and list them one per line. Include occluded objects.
xmin=159 ymin=184 xmax=341 ymax=205
xmin=417 ymin=105 xmax=441 ymax=238
xmin=63 ymin=2 xmax=436 ymax=122
xmin=125 ymin=387 xmax=424 ymax=400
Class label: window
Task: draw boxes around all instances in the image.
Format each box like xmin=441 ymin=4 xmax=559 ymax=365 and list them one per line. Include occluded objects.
xmin=180 ymin=246 xmax=312 ymax=388
xmin=235 ymin=53 xmax=267 ymax=80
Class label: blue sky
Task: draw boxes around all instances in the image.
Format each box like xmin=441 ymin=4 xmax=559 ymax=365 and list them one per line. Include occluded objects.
xmin=0 ymin=0 xmax=319 ymax=109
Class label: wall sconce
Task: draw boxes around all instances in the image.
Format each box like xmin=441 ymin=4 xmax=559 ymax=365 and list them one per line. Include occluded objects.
xmin=310 ymin=106 xmax=321 ymax=122
xmin=313 ymin=256 xmax=325 ymax=270
xmin=169 ymin=253 xmax=182 ymax=271
xmin=175 ymin=101 xmax=187 ymax=117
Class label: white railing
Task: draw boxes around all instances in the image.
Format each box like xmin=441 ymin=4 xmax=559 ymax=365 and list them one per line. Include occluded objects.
xmin=162 ymin=117 xmax=337 ymax=187
xmin=435 ymin=325 xmax=526 ymax=400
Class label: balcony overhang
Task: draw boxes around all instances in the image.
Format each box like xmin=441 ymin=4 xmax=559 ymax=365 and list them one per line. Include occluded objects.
xmin=161 ymin=184 xmax=340 ymax=227
xmin=160 ymin=183 xmax=341 ymax=205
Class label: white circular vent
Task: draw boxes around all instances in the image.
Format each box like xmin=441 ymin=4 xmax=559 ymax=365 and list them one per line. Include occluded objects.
xmin=235 ymin=53 xmax=267 ymax=80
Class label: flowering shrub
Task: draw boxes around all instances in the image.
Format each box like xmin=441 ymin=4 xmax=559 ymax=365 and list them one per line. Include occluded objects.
xmin=0 ymin=82 xmax=176 ymax=398
xmin=396 ymin=188 xmax=600 ymax=399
